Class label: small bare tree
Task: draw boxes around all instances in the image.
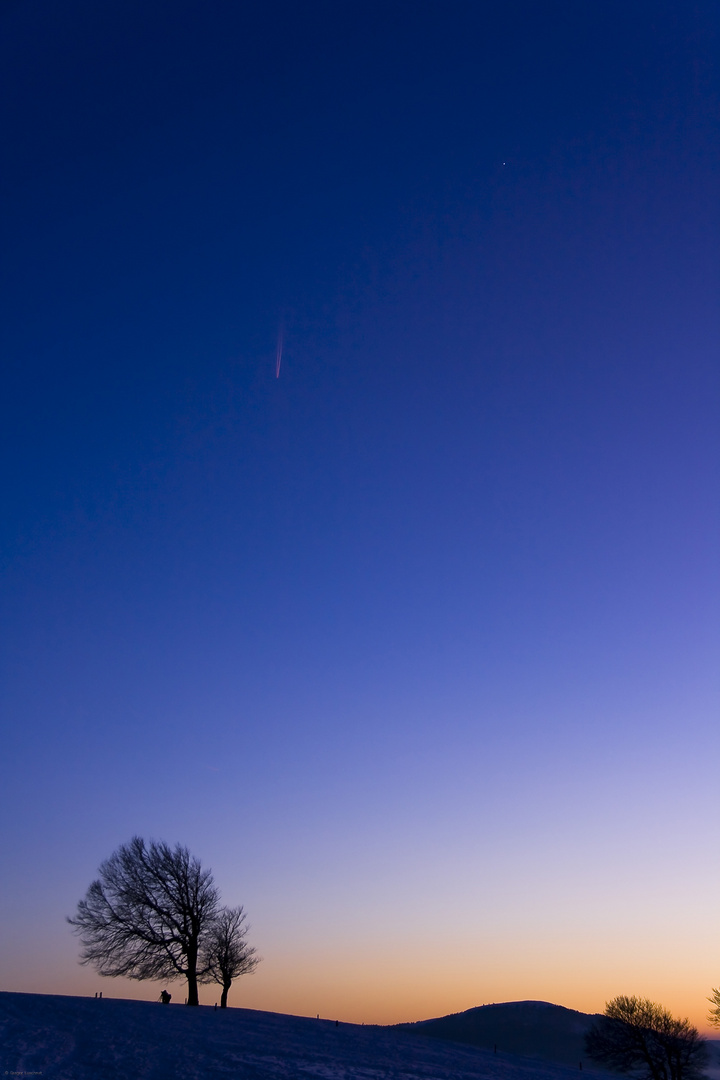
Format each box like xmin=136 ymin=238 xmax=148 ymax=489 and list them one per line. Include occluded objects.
xmin=585 ymin=996 xmax=707 ymax=1080
xmin=68 ymin=837 xmax=220 ymax=1006
xmin=708 ymin=988 xmax=720 ymax=1028
xmin=201 ymin=905 xmax=259 ymax=1008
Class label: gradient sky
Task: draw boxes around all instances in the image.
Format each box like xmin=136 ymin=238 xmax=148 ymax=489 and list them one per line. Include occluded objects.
xmin=1 ymin=0 xmax=718 ymax=1031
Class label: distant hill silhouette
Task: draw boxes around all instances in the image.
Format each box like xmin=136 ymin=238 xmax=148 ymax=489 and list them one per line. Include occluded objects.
xmin=399 ymin=1000 xmax=603 ymax=1067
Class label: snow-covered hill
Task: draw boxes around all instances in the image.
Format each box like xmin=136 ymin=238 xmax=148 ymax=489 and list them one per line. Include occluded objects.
xmin=0 ymin=992 xmax=620 ymax=1080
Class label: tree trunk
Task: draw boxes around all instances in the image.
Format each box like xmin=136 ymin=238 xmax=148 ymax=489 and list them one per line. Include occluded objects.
xmin=186 ymin=951 xmax=199 ymax=1006
xmin=220 ymin=981 xmax=230 ymax=1009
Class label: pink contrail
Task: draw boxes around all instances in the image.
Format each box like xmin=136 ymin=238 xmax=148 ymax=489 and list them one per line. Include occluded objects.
xmin=275 ymin=324 xmax=284 ymax=378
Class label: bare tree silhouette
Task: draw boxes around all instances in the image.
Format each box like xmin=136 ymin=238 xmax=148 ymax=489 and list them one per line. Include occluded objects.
xmin=68 ymin=837 xmax=220 ymax=1006
xmin=708 ymin=988 xmax=720 ymax=1028
xmin=201 ymin=905 xmax=260 ymax=1008
xmin=585 ymin=996 xmax=707 ymax=1080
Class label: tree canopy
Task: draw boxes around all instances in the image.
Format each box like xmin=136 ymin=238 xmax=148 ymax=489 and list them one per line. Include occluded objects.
xmin=708 ymin=988 xmax=720 ymax=1028
xmin=201 ymin=906 xmax=259 ymax=1008
xmin=68 ymin=837 xmax=221 ymax=1006
xmin=584 ymin=996 xmax=707 ymax=1080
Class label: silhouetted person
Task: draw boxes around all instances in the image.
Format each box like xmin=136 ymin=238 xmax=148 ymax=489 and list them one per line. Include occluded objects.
xmin=160 ymin=990 xmax=171 ymax=1004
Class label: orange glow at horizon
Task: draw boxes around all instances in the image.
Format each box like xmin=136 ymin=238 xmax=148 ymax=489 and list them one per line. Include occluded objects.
xmin=5 ymin=930 xmax=717 ymax=1037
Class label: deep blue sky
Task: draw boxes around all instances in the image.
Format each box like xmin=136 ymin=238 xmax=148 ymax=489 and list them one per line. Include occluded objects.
xmin=1 ymin=0 xmax=718 ymax=1023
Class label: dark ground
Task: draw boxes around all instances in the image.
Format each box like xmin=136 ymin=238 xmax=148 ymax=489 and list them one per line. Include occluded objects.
xmin=0 ymin=992 xmax=623 ymax=1080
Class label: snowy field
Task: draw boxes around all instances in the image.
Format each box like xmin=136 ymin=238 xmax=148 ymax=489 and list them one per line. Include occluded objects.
xmin=0 ymin=992 xmax=622 ymax=1080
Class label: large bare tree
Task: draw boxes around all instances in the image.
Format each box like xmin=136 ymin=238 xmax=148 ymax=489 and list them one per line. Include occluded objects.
xmin=585 ymin=996 xmax=707 ymax=1080
xmin=201 ymin=905 xmax=260 ymax=1008
xmin=68 ymin=837 xmax=220 ymax=1006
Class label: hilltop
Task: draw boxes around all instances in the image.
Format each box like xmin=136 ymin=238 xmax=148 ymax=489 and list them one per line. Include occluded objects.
xmin=400 ymin=999 xmax=601 ymax=1066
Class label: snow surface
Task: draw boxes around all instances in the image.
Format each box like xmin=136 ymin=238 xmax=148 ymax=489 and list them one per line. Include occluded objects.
xmin=0 ymin=992 xmax=624 ymax=1080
